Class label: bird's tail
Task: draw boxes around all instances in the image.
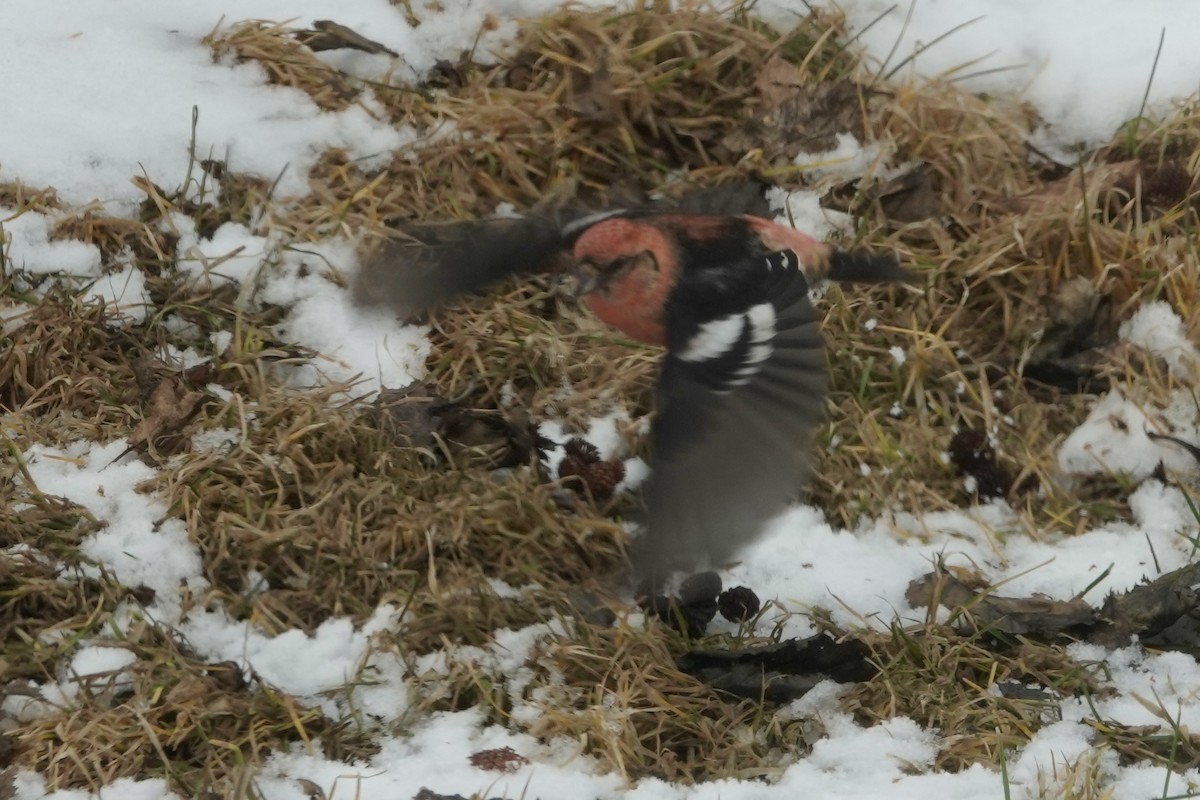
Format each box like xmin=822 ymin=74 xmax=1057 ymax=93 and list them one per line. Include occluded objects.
xmin=826 ymin=249 xmax=913 ymax=284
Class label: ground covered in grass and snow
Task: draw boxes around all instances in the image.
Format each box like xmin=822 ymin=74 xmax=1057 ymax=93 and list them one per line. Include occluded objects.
xmin=3 ymin=2 xmax=1200 ymax=800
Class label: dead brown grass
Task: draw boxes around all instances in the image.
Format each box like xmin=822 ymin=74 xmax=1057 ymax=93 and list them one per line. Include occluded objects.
xmin=0 ymin=181 xmax=61 ymax=214
xmin=13 ymin=629 xmax=336 ymax=795
xmin=205 ymin=20 xmax=369 ymax=113
xmin=523 ymin=620 xmax=789 ymax=782
xmin=848 ymin=619 xmax=1102 ymax=772
xmin=1 ymin=295 xmax=145 ymax=437
xmin=813 ymin=80 xmax=1200 ymax=534
xmin=155 ymin=382 xmax=628 ymax=634
xmin=5 ymin=2 xmax=1200 ymax=797
xmin=261 ymin=3 xmax=863 ymax=236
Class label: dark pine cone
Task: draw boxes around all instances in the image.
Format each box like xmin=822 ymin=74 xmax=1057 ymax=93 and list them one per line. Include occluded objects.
xmin=718 ymin=586 xmax=762 ymax=622
xmin=948 ymin=428 xmax=1013 ymax=499
xmin=467 ymin=746 xmax=529 ymax=773
xmin=563 ymin=437 xmax=601 ymax=462
xmin=558 ymin=438 xmax=625 ymax=501
xmin=640 ymin=594 xmax=716 ymax=637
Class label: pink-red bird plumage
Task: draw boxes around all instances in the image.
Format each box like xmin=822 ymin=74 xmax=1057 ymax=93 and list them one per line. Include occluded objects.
xmin=356 ymin=194 xmax=907 ymax=584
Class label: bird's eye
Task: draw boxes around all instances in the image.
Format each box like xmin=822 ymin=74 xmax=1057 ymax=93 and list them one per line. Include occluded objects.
xmin=609 ymin=252 xmax=653 ymax=273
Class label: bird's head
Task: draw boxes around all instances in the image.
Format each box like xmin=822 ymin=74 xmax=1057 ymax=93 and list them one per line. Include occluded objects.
xmin=571 ymin=217 xmax=666 ymax=296
xmin=570 ymin=217 xmax=677 ymax=345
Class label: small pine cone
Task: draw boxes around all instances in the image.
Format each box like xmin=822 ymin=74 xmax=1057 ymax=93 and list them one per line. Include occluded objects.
xmin=563 ymin=437 xmax=600 ymax=462
xmin=558 ymin=454 xmax=587 ymax=482
xmin=581 ymin=459 xmax=625 ymax=500
xmin=948 ymin=428 xmax=1012 ymax=499
xmin=718 ymin=586 xmax=761 ymax=622
xmin=559 ymin=444 xmax=624 ymax=501
xmin=468 ymin=746 xmax=529 ymax=773
xmin=642 ymin=594 xmax=714 ymax=637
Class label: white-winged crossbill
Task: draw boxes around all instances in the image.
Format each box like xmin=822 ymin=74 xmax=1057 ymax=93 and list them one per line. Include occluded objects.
xmin=356 ymin=188 xmax=908 ymax=584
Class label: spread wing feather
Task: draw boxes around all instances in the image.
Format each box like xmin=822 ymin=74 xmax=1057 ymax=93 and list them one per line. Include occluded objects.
xmin=351 ymin=183 xmax=776 ymax=318
xmin=353 ymin=217 xmax=568 ymax=316
xmin=637 ymin=264 xmax=826 ymax=583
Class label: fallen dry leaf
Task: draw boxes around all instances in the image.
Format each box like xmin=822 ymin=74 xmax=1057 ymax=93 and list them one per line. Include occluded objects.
xmin=127 ymin=376 xmax=203 ymax=451
xmin=906 ymin=571 xmax=1096 ymax=637
xmin=297 ymin=20 xmax=399 ymax=57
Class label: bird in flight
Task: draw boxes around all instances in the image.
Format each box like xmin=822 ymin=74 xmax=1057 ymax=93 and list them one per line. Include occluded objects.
xmin=355 ymin=190 xmax=908 ymax=586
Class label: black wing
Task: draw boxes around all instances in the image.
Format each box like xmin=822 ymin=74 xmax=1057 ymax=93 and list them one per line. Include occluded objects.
xmin=352 ymin=216 xmax=568 ymax=317
xmin=636 ymin=251 xmax=827 ymax=583
xmin=673 ymin=179 xmax=772 ymax=217
xmin=351 ymin=182 xmax=774 ymax=318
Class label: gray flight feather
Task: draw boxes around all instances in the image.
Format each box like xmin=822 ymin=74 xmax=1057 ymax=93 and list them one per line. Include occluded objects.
xmin=352 ymin=216 xmax=568 ymax=317
xmin=637 ymin=277 xmax=826 ymax=584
